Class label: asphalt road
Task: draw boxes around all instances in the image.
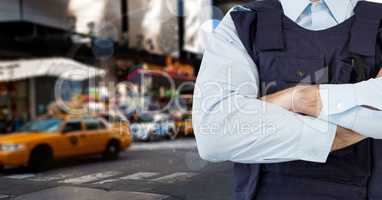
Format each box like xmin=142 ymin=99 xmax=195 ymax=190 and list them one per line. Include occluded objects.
xmin=0 ymin=138 xmax=233 ymax=200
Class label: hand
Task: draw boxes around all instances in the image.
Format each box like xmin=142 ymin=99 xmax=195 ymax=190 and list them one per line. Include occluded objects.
xmin=260 ymin=87 xmax=294 ymax=111
xmin=331 ymin=126 xmax=366 ymax=151
xmin=291 ymin=85 xmax=322 ymax=117
xmin=261 ymin=85 xmax=322 ymax=117
xmin=262 ymin=88 xmax=367 ymax=151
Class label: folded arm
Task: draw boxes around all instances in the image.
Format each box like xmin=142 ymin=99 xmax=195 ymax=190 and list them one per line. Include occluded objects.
xmin=263 ymin=75 xmax=382 ymax=139
xmin=193 ymin=8 xmax=342 ymax=164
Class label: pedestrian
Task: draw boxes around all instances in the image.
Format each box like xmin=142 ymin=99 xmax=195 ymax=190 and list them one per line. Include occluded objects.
xmin=192 ymin=0 xmax=382 ymax=199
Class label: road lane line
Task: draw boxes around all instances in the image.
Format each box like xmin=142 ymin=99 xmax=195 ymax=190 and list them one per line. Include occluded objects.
xmin=4 ymin=174 xmax=35 ymax=179
xmin=59 ymin=171 xmax=122 ymax=184
xmin=152 ymin=172 xmax=197 ymax=183
xmin=119 ymin=172 xmax=160 ymax=180
xmin=0 ymin=194 xmax=9 ymax=199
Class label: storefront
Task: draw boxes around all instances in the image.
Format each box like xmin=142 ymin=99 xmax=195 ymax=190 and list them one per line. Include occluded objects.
xmin=0 ymin=58 xmax=105 ymax=123
xmin=0 ymin=80 xmax=29 ymax=121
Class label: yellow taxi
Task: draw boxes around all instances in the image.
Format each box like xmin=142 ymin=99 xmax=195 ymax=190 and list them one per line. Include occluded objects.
xmin=0 ymin=116 xmax=132 ymax=171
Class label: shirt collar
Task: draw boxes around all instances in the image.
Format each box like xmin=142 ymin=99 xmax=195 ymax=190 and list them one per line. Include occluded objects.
xmin=325 ymin=0 xmax=360 ymax=23
xmin=279 ymin=0 xmax=362 ymax=22
xmin=279 ymin=0 xmax=311 ymax=21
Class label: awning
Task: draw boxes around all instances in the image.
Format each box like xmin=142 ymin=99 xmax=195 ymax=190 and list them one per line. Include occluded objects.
xmin=0 ymin=57 xmax=105 ymax=82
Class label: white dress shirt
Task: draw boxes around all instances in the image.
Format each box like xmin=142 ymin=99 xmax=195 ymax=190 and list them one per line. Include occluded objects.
xmin=319 ymin=78 xmax=382 ymax=139
xmin=193 ymin=0 xmax=361 ymax=164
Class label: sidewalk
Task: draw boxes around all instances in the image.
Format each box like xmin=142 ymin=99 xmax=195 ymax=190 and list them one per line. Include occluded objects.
xmin=14 ymin=186 xmax=173 ymax=200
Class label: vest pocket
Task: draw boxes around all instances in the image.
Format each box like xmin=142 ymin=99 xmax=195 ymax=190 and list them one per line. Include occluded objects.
xmin=330 ymin=59 xmax=354 ymax=84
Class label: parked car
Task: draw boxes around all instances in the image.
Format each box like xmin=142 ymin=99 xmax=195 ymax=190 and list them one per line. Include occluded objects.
xmin=0 ymin=116 xmax=132 ymax=171
xmin=130 ymin=113 xmax=176 ymax=141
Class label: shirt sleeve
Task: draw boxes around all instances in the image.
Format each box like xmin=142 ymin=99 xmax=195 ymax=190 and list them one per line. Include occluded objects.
xmin=319 ymin=78 xmax=382 ymax=115
xmin=192 ymin=8 xmax=337 ymax=164
xmin=319 ymin=77 xmax=382 ymax=138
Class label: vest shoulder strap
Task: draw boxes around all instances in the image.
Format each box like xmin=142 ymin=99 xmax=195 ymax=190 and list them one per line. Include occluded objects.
xmin=376 ymin=29 xmax=382 ymax=68
xmin=350 ymin=1 xmax=382 ymax=56
xmin=230 ymin=0 xmax=284 ymax=59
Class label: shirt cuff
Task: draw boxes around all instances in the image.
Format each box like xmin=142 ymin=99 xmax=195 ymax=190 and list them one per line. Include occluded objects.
xmin=354 ymin=78 xmax=382 ymax=111
xmin=318 ymin=84 xmax=358 ymax=119
xmin=296 ymin=117 xmax=337 ymax=163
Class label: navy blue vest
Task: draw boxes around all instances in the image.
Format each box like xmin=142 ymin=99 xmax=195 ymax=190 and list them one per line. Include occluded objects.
xmin=230 ymin=1 xmax=382 ymax=199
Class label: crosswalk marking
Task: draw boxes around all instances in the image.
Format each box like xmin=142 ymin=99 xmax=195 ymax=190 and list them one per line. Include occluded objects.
xmin=93 ymin=178 xmax=120 ymax=185
xmin=4 ymin=174 xmax=35 ymax=179
xmin=93 ymin=172 xmax=159 ymax=185
xmin=0 ymin=194 xmax=9 ymax=199
xmin=59 ymin=171 xmax=122 ymax=184
xmin=152 ymin=172 xmax=197 ymax=183
xmin=120 ymin=172 xmax=159 ymax=180
xmin=2 ymin=171 xmax=198 ymax=185
xmin=30 ymin=174 xmax=74 ymax=182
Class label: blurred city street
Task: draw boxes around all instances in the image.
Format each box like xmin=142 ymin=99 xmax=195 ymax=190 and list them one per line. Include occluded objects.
xmin=0 ymin=138 xmax=232 ymax=200
xmin=1 ymin=0 xmax=380 ymax=199
xmin=0 ymin=0 xmax=246 ymax=199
